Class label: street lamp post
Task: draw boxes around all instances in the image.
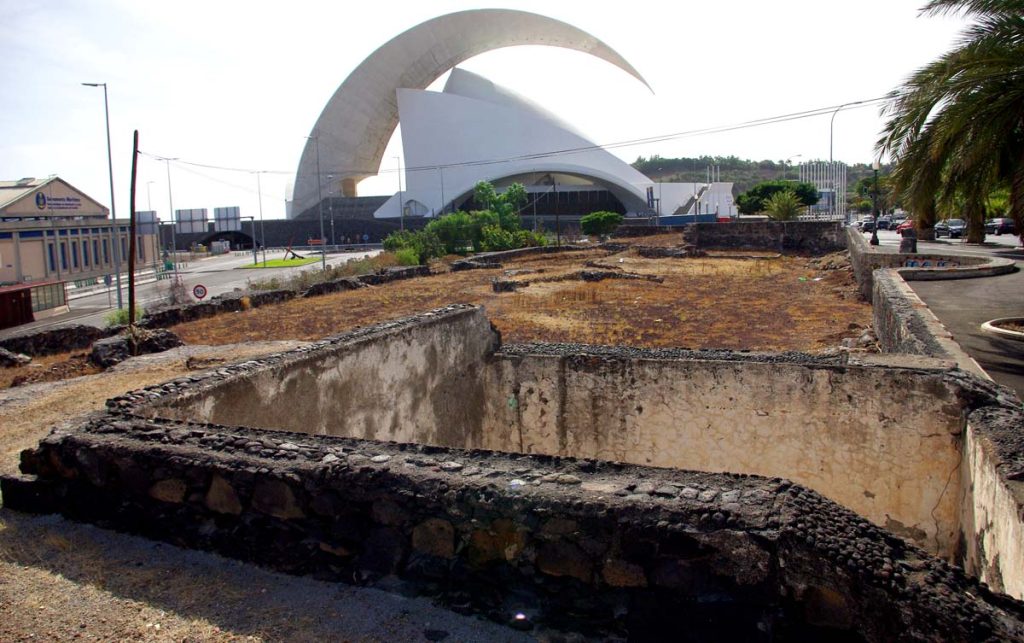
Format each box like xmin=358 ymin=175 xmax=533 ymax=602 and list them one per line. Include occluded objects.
xmin=146 ymin=180 xmax=155 ymax=210
xmin=254 ymin=171 xmax=267 ymax=265
xmin=306 ymin=134 xmax=327 ymax=270
xmin=870 ymin=160 xmax=881 ymax=246
xmin=326 ymin=174 xmax=335 ymax=247
xmin=82 ymin=82 xmax=123 ymax=309
xmin=394 ymin=156 xmax=404 ymax=231
xmin=164 ymin=158 xmax=179 ymax=278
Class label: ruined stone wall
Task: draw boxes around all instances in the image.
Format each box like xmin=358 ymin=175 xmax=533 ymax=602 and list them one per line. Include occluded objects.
xmin=682 ymin=221 xmax=846 ymax=254
xmin=5 ymin=416 xmax=1022 ymax=641
xmin=959 ymin=405 xmax=1024 ymax=599
xmin=485 ymin=346 xmax=966 ymax=556
xmin=857 ymin=226 xmax=1024 ymax=598
xmin=127 ymin=308 xmax=981 ymax=558
xmin=144 ymin=305 xmax=499 ymax=446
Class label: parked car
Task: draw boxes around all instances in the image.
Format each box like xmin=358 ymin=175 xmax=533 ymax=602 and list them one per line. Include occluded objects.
xmin=876 ymin=216 xmax=892 ymax=230
xmin=934 ymin=218 xmax=965 ymax=238
xmin=861 ymin=218 xmax=876 ymax=233
xmin=896 ymin=219 xmax=915 ymax=235
xmin=985 ymin=217 xmax=1017 ymax=236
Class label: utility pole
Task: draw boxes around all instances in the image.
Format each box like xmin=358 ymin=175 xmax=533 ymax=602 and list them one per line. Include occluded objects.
xmin=82 ymin=82 xmax=123 ymax=309
xmin=128 ymin=130 xmax=139 ymax=327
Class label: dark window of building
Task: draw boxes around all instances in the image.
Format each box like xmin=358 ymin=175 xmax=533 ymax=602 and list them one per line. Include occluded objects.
xmin=103 ymin=239 xmax=109 ymax=264
xmin=60 ymin=243 xmax=67 ymax=271
xmin=48 ymin=244 xmax=55 ymax=272
xmin=83 ymin=241 xmax=90 ymax=267
xmin=93 ymin=240 xmax=99 ymax=265
xmin=72 ymin=242 xmax=79 ymax=268
xmin=19 ymin=230 xmax=44 ymax=238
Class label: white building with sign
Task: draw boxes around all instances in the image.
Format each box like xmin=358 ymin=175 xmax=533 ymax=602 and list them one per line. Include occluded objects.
xmin=0 ymin=176 xmax=159 ymax=328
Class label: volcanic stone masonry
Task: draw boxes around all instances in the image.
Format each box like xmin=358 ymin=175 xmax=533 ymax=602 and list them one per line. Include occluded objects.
xmin=4 ymin=304 xmax=1024 ymax=640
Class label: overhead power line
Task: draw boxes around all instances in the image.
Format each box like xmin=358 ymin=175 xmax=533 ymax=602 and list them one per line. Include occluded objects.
xmin=140 ymin=94 xmax=894 ymax=179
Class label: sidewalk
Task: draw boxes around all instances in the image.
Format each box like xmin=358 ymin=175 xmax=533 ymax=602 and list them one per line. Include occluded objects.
xmin=861 ymin=229 xmax=1024 ymax=399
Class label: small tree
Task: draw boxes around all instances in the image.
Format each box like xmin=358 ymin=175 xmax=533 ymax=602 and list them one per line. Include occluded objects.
xmin=580 ymin=211 xmax=624 ymax=238
xmin=764 ymin=190 xmax=803 ymax=221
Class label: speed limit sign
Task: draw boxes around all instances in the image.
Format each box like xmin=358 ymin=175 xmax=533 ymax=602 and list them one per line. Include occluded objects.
xmin=192 ymin=284 xmax=208 ymax=300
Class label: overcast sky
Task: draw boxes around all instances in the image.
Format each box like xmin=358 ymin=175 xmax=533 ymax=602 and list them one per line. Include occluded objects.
xmin=1 ymin=0 xmax=966 ymax=220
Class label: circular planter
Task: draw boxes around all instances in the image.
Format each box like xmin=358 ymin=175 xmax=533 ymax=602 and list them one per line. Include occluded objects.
xmin=981 ymin=317 xmax=1024 ymax=342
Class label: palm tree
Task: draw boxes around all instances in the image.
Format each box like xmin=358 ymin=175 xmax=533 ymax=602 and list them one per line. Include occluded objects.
xmin=763 ymin=190 xmax=803 ymax=221
xmin=877 ymin=0 xmax=1024 ymax=245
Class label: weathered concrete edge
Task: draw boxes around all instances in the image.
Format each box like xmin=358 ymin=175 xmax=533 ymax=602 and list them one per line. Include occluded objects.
xmin=3 ymin=414 xmax=1023 ymax=641
xmin=112 ymin=304 xmax=489 ymax=416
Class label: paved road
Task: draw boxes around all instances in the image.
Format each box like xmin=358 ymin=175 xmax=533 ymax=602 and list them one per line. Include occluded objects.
xmin=0 ymin=248 xmax=380 ymax=337
xmin=858 ymin=228 xmax=1024 ymax=399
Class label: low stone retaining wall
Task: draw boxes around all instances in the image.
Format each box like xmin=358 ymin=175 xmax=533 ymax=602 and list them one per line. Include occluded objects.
xmin=468 ymin=245 xmax=589 ymax=264
xmin=0 ymin=324 xmax=116 ymax=357
xmin=682 ymin=221 xmax=846 ymax=254
xmin=5 ymin=417 xmax=1022 ymax=640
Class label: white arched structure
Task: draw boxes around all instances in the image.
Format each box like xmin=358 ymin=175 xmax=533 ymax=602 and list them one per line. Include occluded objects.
xmin=290 ymin=9 xmax=649 ymax=218
xmin=374 ymin=68 xmax=656 ymax=219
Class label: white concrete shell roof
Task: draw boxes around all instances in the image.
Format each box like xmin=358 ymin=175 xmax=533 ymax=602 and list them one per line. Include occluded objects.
xmin=291 ymin=9 xmax=649 ymax=217
xmin=373 ymin=68 xmax=655 ymax=219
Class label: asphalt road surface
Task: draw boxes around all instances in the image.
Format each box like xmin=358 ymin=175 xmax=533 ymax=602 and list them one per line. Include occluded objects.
xmin=1 ymin=248 xmax=380 ymax=336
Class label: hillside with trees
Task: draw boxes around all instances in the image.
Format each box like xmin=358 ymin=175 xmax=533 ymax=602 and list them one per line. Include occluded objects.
xmin=632 ymin=155 xmax=890 ymax=203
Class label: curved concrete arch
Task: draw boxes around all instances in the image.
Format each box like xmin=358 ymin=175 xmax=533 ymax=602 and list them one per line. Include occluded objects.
xmin=292 ymin=9 xmax=650 ymax=217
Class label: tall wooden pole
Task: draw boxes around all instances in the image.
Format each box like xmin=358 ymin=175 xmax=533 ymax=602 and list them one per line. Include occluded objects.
xmin=128 ymin=130 xmax=139 ymax=327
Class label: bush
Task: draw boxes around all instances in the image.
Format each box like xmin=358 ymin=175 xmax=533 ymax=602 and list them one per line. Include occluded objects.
xmin=480 ymin=224 xmax=517 ymax=251
xmin=580 ymin=211 xmax=624 ymax=238
xmin=394 ymin=247 xmax=420 ymax=266
xmin=764 ymin=190 xmax=803 ymax=221
xmin=105 ymin=305 xmax=145 ymax=327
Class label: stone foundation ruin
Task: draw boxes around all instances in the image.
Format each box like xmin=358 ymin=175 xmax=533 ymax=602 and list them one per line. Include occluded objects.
xmin=3 ymin=222 xmax=1024 ymax=640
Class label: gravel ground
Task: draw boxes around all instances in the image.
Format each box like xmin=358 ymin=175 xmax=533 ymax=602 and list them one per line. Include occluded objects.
xmin=0 ymin=343 xmax=533 ymax=642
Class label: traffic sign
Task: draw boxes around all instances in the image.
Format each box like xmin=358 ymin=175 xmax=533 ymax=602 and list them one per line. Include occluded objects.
xmin=192 ymin=284 xmax=208 ymax=300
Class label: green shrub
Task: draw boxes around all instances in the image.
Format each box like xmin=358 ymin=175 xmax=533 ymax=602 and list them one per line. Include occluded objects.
xmin=480 ymin=224 xmax=517 ymax=251
xmin=580 ymin=211 xmax=624 ymax=238
xmin=105 ymin=305 xmax=145 ymax=327
xmin=394 ymin=247 xmax=420 ymax=266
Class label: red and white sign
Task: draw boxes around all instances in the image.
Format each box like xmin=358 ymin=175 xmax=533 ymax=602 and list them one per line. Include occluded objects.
xmin=192 ymin=284 xmax=208 ymax=300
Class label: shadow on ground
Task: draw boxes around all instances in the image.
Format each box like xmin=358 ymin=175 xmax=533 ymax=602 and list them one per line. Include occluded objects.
xmin=0 ymin=509 xmax=529 ymax=642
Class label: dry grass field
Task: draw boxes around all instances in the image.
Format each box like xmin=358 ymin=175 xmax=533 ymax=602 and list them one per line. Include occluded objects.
xmin=172 ymin=242 xmax=869 ymax=352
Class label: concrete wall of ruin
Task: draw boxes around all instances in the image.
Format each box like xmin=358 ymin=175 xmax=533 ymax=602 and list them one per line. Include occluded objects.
xmin=125 ymin=302 xmax=1024 ymax=598
xmin=959 ymin=410 xmax=1024 ymax=600
xmin=854 ymin=228 xmax=1024 ymax=599
xmin=484 ymin=348 xmax=965 ymax=556
xmin=682 ymin=220 xmax=846 ymax=254
xmin=148 ymin=305 xmax=500 ymax=447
